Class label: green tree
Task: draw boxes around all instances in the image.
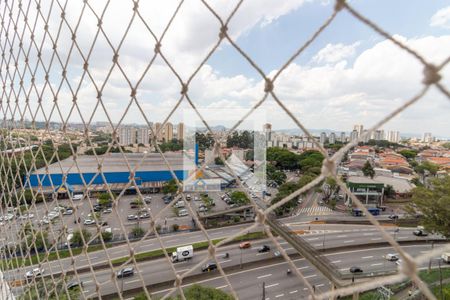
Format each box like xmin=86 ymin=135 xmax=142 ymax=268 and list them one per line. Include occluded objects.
xmin=384 ymin=184 xmax=395 ymax=198
xmin=101 ymin=231 xmax=113 ymax=242
xmin=322 ymin=177 xmax=339 ymax=200
xmin=98 ymin=192 xmax=113 ymax=207
xmin=23 ymin=230 xmax=49 ymax=253
xmin=415 ymin=161 xmax=439 ymax=176
xmin=165 ymin=284 xmax=234 ymax=300
xmin=19 ymin=277 xmax=82 ymax=300
xmin=71 ymin=229 xmax=92 ymax=246
xmin=131 ymin=226 xmax=145 ymax=238
xmin=442 ymin=142 xmax=450 ymax=149
xmin=407 ymin=176 xmax=450 ymax=238
xmin=162 ymin=179 xmax=178 ymax=195
xmin=230 ymin=191 xmax=250 ymax=206
xmin=398 ymin=149 xmax=418 ymax=160
xmin=214 ymin=157 xmax=224 ymax=165
xmin=362 ymin=161 xmax=375 ymax=178
xmin=267 ymin=164 xmax=287 ymax=185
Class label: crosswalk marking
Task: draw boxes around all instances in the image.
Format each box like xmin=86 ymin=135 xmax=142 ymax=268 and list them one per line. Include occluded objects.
xmin=296 ymin=206 xmax=333 ymax=216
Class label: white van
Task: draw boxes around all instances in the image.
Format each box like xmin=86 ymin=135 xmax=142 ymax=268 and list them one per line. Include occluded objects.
xmin=72 ymin=194 xmax=83 ymax=201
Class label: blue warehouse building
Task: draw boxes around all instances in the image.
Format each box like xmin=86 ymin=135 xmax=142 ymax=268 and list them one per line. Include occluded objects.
xmin=28 ymin=152 xmax=191 ymax=192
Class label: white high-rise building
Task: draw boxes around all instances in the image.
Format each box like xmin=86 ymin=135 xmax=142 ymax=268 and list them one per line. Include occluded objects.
xmin=353 ymin=124 xmax=364 ymax=137
xmin=119 ymin=127 xmax=136 ymax=145
xmin=136 ymin=128 xmax=149 ymax=145
xmin=340 ymin=132 xmax=346 ymax=143
xmin=320 ymin=132 xmax=327 ymax=144
xmin=362 ymin=130 xmax=370 ymax=143
xmin=263 ymin=123 xmax=272 ymax=142
xmin=387 ymin=131 xmax=400 ymax=143
xmin=350 ymin=129 xmax=358 ymax=142
xmin=422 ymin=132 xmax=433 ymax=143
xmin=329 ymin=132 xmax=336 ymax=144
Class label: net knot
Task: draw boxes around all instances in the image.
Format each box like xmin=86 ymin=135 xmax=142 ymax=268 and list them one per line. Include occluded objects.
xmin=219 ymin=25 xmax=228 ymax=39
xmin=264 ymin=78 xmax=274 ymax=92
xmin=321 ymin=158 xmax=336 ymax=177
xmin=154 ymin=42 xmax=162 ymax=54
xmin=334 ymin=0 xmax=346 ymax=11
xmin=181 ymin=83 xmax=188 ymax=95
xmin=422 ymin=64 xmax=441 ymax=85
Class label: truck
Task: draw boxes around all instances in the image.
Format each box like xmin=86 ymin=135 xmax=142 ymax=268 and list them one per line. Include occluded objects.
xmin=442 ymin=253 xmax=450 ymax=263
xmin=171 ymin=245 xmax=193 ymax=262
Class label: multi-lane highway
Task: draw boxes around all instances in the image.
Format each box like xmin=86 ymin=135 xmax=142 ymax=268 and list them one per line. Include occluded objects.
xmin=8 ymin=222 xmax=445 ymax=299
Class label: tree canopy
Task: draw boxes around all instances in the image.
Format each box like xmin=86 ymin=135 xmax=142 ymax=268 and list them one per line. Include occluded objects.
xmin=162 ymin=179 xmax=178 ymax=195
xmin=408 ymin=176 xmax=450 ymax=238
xmin=362 ymin=161 xmax=375 ymax=178
xmin=398 ymin=149 xmax=418 ymax=159
xmin=230 ymin=191 xmax=250 ymax=206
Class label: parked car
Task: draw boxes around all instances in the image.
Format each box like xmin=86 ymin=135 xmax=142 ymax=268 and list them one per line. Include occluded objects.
xmin=258 ymin=245 xmax=271 ymax=253
xmin=178 ymin=209 xmax=188 ymax=217
xmin=384 ymin=253 xmax=399 ymax=261
xmin=25 ymin=268 xmax=44 ymax=279
xmin=143 ymin=196 xmax=152 ymax=204
xmin=19 ymin=213 xmax=34 ymax=220
xmin=230 ymin=203 xmax=239 ymax=208
xmin=194 ymin=196 xmax=200 ymax=201
xmin=273 ymin=250 xmax=281 ymax=257
xmin=198 ymin=206 xmax=208 ymax=212
xmin=130 ymin=201 xmax=140 ymax=209
xmin=63 ymin=209 xmax=73 ymax=215
xmin=349 ymin=266 xmax=363 ymax=273
xmin=239 ymin=242 xmax=251 ymax=249
xmin=102 ymin=208 xmax=112 ymax=214
xmin=93 ymin=205 xmax=102 ymax=212
xmin=117 ymin=267 xmax=134 ymax=278
xmin=201 ymin=262 xmax=217 ymax=272
xmin=138 ymin=213 xmax=150 ymax=219
xmin=83 ymin=219 xmax=96 ymax=225
xmin=127 ymin=215 xmax=138 ymax=221
xmin=186 ymin=195 xmax=191 ymax=201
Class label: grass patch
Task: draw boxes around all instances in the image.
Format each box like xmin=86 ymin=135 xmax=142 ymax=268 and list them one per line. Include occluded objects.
xmin=1 ymin=243 xmax=113 ymax=270
xmin=112 ymin=231 xmax=266 ymax=265
xmin=419 ymin=268 xmax=450 ymax=284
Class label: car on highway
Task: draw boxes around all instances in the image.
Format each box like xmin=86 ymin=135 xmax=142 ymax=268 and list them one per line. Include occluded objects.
xmin=384 ymin=253 xmax=399 ymax=261
xmin=239 ymin=242 xmax=251 ymax=249
xmin=67 ymin=281 xmax=83 ymax=290
xmin=117 ymin=267 xmax=134 ymax=278
xmin=396 ymin=259 xmax=403 ymax=266
xmin=83 ymin=219 xmax=96 ymax=225
xmin=388 ymin=214 xmax=399 ymax=220
xmin=201 ymin=262 xmax=217 ymax=272
xmin=413 ymin=230 xmax=428 ymax=236
xmin=127 ymin=214 xmax=138 ymax=221
xmin=102 ymin=208 xmax=112 ymax=214
xmin=257 ymin=245 xmax=270 ymax=253
xmin=273 ymin=250 xmax=281 ymax=257
xmin=25 ymin=268 xmax=44 ymax=279
xmin=178 ymin=209 xmax=188 ymax=217
xmin=349 ymin=266 xmax=363 ymax=273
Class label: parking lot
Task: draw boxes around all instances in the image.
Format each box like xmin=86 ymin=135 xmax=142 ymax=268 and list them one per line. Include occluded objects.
xmin=0 ymin=190 xmax=240 ymax=245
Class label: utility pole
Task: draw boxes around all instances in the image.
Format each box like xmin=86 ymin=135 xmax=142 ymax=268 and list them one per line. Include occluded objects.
xmin=262 ymin=281 xmax=265 ymax=300
xmin=439 ymin=259 xmax=443 ymax=300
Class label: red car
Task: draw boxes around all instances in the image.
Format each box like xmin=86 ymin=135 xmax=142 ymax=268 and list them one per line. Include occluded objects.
xmin=239 ymin=242 xmax=251 ymax=249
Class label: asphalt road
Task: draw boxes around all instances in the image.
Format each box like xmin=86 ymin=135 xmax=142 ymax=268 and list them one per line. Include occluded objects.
xmin=8 ymin=223 xmax=444 ymax=298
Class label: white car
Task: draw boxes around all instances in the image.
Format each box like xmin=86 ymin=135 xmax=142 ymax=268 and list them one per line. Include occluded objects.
xmin=40 ymin=218 xmax=50 ymax=225
xmin=198 ymin=206 xmax=208 ymax=212
xmin=143 ymin=196 xmax=152 ymax=203
xmin=384 ymin=253 xmax=399 ymax=261
xmin=83 ymin=219 xmax=96 ymax=225
xmin=53 ymin=206 xmax=65 ymax=212
xmin=4 ymin=213 xmax=14 ymax=221
xmin=19 ymin=213 xmax=34 ymax=220
xmin=25 ymin=268 xmax=44 ymax=279
xmin=178 ymin=209 xmax=188 ymax=217
xmin=102 ymin=208 xmax=112 ymax=214
xmin=174 ymin=201 xmax=185 ymax=208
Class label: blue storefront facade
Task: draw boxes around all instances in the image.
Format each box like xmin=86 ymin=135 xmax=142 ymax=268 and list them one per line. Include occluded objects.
xmin=28 ymin=170 xmax=188 ymax=187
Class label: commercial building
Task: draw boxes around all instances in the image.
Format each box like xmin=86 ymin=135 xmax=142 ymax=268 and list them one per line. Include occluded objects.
xmin=28 ymin=153 xmax=191 ymax=190
xmin=136 ymin=127 xmax=149 ymax=145
xmin=320 ymin=132 xmax=327 ymax=144
xmin=177 ymin=122 xmax=184 ymax=141
xmin=119 ymin=127 xmax=136 ymax=145
xmin=350 ymin=130 xmax=358 ymax=142
xmin=386 ymin=131 xmax=400 ymax=143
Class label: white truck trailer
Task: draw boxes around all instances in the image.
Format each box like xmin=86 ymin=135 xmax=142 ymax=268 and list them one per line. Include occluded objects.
xmin=172 ymin=245 xmax=194 ymax=262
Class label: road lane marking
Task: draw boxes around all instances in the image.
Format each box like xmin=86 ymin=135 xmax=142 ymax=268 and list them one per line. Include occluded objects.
xmin=371 ymin=238 xmax=382 ymax=241
xmin=124 ymin=279 xmax=140 ymax=284
xmin=164 ymin=239 xmax=176 ymax=243
xmin=257 ymin=274 xmax=272 ymax=279
xmin=256 ymin=253 xmax=269 ymax=256
xmin=337 ymin=235 xmax=347 ymax=238
xmin=275 ymin=294 xmax=284 ymax=298
xmin=220 ymin=259 xmax=232 ymax=263
xmin=290 ymin=290 xmax=298 ymax=294
xmin=298 ymin=266 xmax=309 ymax=270
xmin=285 ymin=247 xmax=294 ymax=251
xmin=371 ymin=263 xmax=383 ymax=266
xmin=362 ymin=256 xmax=373 ymax=259
xmin=307 ymin=237 xmax=319 ymax=241
xmin=332 ymin=260 xmax=341 ymax=263
xmin=216 ymin=284 xmax=228 ymax=289
xmin=343 ymin=240 xmax=354 ymax=243
xmin=304 ymin=274 xmax=317 ymax=279
xmin=363 ymin=233 xmax=374 ymax=236
xmin=316 ymin=284 xmax=325 ymax=287
xmin=266 ymin=283 xmax=279 ymax=288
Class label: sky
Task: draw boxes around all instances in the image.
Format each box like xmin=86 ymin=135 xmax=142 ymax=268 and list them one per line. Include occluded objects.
xmin=2 ymin=0 xmax=450 ymax=138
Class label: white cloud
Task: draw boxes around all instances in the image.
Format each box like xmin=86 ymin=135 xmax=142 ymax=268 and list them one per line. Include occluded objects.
xmin=312 ymin=42 xmax=360 ymax=64
xmin=430 ymin=6 xmax=450 ymax=29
